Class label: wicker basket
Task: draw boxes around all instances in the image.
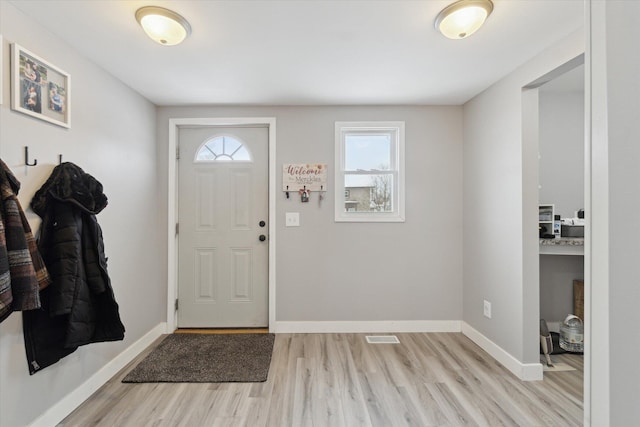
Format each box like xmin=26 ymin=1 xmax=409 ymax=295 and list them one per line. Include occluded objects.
xmin=573 ymin=280 xmax=584 ymax=321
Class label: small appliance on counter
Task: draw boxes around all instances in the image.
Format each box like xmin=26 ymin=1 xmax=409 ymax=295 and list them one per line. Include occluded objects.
xmin=561 ymin=217 xmax=585 ymax=237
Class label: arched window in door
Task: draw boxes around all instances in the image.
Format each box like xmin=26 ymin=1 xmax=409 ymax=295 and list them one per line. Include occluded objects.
xmin=194 ymin=135 xmax=252 ymax=162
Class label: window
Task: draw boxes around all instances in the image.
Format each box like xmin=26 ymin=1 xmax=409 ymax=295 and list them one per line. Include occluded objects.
xmin=335 ymin=121 xmax=405 ymax=222
xmin=194 ymin=135 xmax=251 ymax=162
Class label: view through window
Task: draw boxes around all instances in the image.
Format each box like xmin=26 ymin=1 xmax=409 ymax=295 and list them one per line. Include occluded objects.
xmin=335 ymin=122 xmax=405 ymax=222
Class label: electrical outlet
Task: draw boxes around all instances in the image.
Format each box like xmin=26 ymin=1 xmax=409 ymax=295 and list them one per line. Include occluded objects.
xmin=483 ymin=300 xmax=492 ymax=319
xmin=285 ymin=212 xmax=300 ymax=227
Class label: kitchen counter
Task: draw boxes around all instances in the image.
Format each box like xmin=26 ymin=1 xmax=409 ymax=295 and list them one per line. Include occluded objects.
xmin=539 ymin=237 xmax=584 ymax=255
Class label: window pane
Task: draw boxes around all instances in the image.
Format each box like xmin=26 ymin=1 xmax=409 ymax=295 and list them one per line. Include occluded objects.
xmin=196 ymin=148 xmax=216 ymax=161
xmin=232 ymin=146 xmax=251 ymax=161
xmin=195 ymin=136 xmax=252 ymax=162
xmin=369 ymin=173 xmax=394 ymax=212
xmin=344 ymin=173 xmax=393 ymax=212
xmin=205 ymin=138 xmax=224 ymax=156
xmin=345 ymin=134 xmax=391 ymax=171
xmin=223 ymin=137 xmax=241 ymax=155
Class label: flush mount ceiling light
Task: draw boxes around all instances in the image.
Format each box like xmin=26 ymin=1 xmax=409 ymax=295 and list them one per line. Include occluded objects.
xmin=435 ymin=0 xmax=493 ymax=39
xmin=135 ymin=6 xmax=192 ymax=46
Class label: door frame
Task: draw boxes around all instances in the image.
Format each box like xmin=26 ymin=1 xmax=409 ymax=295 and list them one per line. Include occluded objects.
xmin=522 ymin=54 xmax=589 ymax=423
xmin=167 ymin=117 xmax=277 ymax=333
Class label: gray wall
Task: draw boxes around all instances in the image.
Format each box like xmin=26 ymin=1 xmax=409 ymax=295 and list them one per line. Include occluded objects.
xmin=539 ymin=91 xmax=584 ymax=218
xmin=463 ymin=30 xmax=583 ymax=363
xmin=590 ymin=1 xmax=640 ymax=424
xmin=0 ymin=3 xmax=164 ymax=426
xmin=157 ymin=106 xmax=463 ymax=323
xmin=539 ymin=255 xmax=583 ymax=323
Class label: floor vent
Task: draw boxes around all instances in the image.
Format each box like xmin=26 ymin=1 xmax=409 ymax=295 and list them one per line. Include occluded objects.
xmin=366 ymin=335 xmax=400 ymax=344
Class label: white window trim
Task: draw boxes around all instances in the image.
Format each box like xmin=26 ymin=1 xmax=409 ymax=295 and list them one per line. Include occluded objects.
xmin=334 ymin=121 xmax=405 ymax=223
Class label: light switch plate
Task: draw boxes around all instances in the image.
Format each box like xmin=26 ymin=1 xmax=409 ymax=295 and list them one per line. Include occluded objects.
xmin=483 ymin=300 xmax=492 ymax=319
xmin=285 ymin=212 xmax=300 ymax=227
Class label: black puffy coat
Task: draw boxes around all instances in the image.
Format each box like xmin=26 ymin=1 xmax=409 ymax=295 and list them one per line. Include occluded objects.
xmin=23 ymin=162 xmax=125 ymax=374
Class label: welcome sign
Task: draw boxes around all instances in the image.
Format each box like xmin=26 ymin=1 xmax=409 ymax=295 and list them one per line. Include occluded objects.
xmin=282 ymin=163 xmax=327 ymax=191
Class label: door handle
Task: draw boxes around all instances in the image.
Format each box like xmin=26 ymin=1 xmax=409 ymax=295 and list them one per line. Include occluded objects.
xmin=259 ymin=220 xmax=266 ymax=227
xmin=259 ymin=235 xmax=267 ymax=242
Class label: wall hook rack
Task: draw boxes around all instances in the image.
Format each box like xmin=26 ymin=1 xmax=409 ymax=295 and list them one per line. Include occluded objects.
xmin=24 ymin=146 xmax=37 ymax=167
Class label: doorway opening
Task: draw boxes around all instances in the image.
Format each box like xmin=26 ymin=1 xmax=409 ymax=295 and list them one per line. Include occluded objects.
xmin=523 ymin=54 xmax=587 ymax=421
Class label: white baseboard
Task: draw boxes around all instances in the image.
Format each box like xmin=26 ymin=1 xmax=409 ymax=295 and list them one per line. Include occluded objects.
xmin=29 ymin=322 xmax=167 ymax=427
xmin=461 ymin=321 xmax=543 ymax=381
xmin=272 ymin=320 xmax=461 ymax=334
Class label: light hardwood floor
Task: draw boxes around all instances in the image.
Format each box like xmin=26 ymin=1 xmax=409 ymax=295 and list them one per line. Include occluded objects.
xmin=59 ymin=333 xmax=583 ymax=426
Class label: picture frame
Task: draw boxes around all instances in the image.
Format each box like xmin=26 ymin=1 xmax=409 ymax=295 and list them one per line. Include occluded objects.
xmin=11 ymin=43 xmax=70 ymax=128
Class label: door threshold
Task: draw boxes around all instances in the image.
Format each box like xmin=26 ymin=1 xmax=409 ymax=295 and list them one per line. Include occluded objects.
xmin=174 ymin=328 xmax=269 ymax=334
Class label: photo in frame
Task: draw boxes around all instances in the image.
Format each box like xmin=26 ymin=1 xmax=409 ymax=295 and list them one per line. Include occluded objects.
xmin=11 ymin=43 xmax=70 ymax=128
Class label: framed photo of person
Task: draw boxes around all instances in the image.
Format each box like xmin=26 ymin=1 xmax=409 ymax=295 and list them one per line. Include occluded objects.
xmin=11 ymin=43 xmax=70 ymax=128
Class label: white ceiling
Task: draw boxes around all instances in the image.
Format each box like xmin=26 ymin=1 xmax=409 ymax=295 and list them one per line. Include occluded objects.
xmin=9 ymin=0 xmax=584 ymax=106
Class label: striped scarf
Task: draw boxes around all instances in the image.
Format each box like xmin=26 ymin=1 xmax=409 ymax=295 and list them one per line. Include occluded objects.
xmin=0 ymin=160 xmax=50 ymax=323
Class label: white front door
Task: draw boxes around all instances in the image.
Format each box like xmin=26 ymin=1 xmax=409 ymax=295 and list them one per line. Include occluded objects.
xmin=177 ymin=126 xmax=269 ymax=327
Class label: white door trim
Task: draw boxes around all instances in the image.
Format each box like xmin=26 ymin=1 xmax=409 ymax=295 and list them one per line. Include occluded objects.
xmin=167 ymin=117 xmax=276 ymax=333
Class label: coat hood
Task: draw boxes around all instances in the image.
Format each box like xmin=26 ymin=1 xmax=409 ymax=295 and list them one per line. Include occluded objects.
xmin=32 ymin=162 xmax=108 ymax=217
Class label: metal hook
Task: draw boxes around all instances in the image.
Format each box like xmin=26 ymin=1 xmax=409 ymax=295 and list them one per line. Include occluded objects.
xmin=58 ymin=154 xmax=63 ymax=165
xmin=24 ymin=147 xmax=37 ymax=167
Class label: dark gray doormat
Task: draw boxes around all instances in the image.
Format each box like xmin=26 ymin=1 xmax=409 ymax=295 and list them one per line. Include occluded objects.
xmin=122 ymin=333 xmax=275 ymax=383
